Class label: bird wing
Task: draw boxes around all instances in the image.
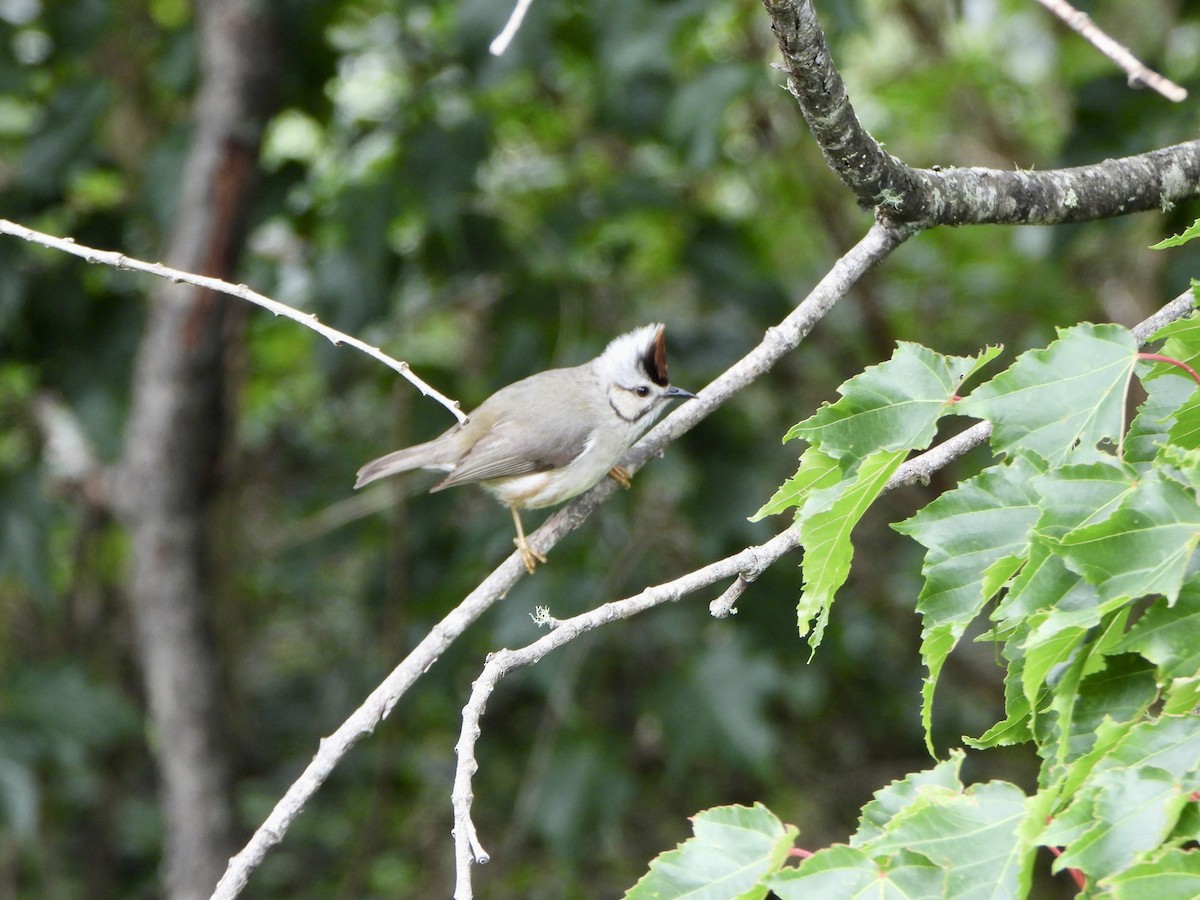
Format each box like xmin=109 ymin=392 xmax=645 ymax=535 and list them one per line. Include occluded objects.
xmin=431 ymin=409 xmax=593 ymax=491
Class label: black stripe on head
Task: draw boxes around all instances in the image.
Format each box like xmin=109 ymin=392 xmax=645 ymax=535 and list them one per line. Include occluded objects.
xmin=641 ymin=325 xmax=669 ymax=387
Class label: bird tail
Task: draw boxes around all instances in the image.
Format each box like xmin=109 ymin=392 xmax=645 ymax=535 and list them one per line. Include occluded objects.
xmin=354 ymin=440 xmax=453 ymax=489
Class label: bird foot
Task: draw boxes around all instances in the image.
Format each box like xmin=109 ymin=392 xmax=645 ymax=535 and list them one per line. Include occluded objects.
xmin=608 ymin=465 xmax=632 ymax=489
xmin=514 ymin=536 xmax=548 ymax=574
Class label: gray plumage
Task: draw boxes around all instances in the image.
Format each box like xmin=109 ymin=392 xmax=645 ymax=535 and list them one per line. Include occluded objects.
xmin=355 ymin=324 xmax=695 ymax=571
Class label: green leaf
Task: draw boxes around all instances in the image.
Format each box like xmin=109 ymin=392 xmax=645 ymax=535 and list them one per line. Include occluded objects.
xmin=1106 ymin=847 xmax=1200 ymax=900
xmin=1167 ymin=394 xmax=1200 ymax=450
xmin=1127 ymin=372 xmax=1196 ymax=463
xmin=625 ymin=803 xmax=798 ymax=900
xmin=787 ymin=342 xmax=1001 ymax=459
xmin=853 ymin=752 xmax=964 ymax=846
xmin=1053 ymin=472 xmax=1200 ymax=605
xmin=955 ymin=323 xmax=1137 ymax=465
xmin=751 ymin=447 xmax=841 ymax=521
xmin=1163 ymin=677 xmax=1200 ymax=716
xmin=1151 ymin=220 xmax=1200 ymax=249
xmin=1148 ymin=313 xmax=1200 ymax=359
xmin=766 ymin=847 xmax=945 ymax=899
xmin=1128 ymin=315 xmax=1200 ymax=461
xmin=1118 ymin=580 xmax=1200 ymax=682
xmin=866 ymin=781 xmax=1033 ymax=900
xmin=894 ymin=456 xmax=1043 ymax=752
xmin=796 ymin=448 xmax=908 ymax=645
xmin=1058 ymin=651 xmax=1158 ymax=765
xmin=1042 ymin=767 xmax=1189 ymax=883
xmin=966 ymin=643 xmax=1035 ymax=749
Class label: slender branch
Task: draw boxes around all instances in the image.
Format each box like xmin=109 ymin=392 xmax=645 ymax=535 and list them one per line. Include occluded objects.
xmin=451 ymin=528 xmax=803 ymax=899
xmin=209 ymin=218 xmax=910 ymax=899
xmin=761 ymin=0 xmax=1200 ymax=226
xmin=489 ymin=0 xmax=535 ymax=55
xmin=1034 ymin=0 xmax=1187 ymax=102
xmin=0 ymin=218 xmax=468 ymax=426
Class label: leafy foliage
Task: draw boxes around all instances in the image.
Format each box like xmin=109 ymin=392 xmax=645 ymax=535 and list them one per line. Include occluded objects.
xmin=8 ymin=0 xmax=1200 ymax=897
xmin=636 ymin=314 xmax=1200 ymax=895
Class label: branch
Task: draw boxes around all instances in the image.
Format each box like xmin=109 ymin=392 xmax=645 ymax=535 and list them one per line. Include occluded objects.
xmin=1034 ymin=0 xmax=1187 ymax=102
xmin=450 ymin=528 xmax=803 ymax=899
xmin=209 ymin=218 xmax=910 ymax=898
xmin=489 ymin=0 xmax=535 ymax=56
xmin=761 ymin=0 xmax=1200 ymax=226
xmin=0 ymin=219 xmax=468 ymax=426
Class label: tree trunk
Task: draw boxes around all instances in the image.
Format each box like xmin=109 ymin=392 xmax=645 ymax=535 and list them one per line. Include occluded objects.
xmin=114 ymin=2 xmax=277 ymax=898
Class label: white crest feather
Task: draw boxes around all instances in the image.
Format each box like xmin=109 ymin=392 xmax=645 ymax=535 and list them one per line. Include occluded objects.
xmin=592 ymin=323 xmax=663 ymax=387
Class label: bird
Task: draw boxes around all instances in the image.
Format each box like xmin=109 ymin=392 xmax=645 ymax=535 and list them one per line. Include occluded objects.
xmin=355 ymin=324 xmax=696 ymax=573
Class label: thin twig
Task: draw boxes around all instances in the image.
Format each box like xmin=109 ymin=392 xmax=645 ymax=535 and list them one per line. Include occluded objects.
xmin=0 ymin=219 xmax=468 ymax=425
xmin=1035 ymin=0 xmax=1187 ymax=102
xmin=451 ymin=528 xmax=803 ymax=899
xmin=489 ymin=0 xmax=535 ymax=56
xmin=709 ymin=545 xmax=765 ymax=618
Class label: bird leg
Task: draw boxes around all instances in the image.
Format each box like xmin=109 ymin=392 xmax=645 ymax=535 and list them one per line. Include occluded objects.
xmin=511 ymin=507 xmax=547 ymax=574
xmin=608 ymin=465 xmax=632 ymax=489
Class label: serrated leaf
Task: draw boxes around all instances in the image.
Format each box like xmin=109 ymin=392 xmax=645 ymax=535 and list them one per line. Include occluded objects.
xmin=1158 ymin=445 xmax=1200 ymax=491
xmin=1049 ymin=714 xmax=1200 ymax=822
xmin=967 ymin=643 xmax=1034 ymax=749
xmin=625 ymin=803 xmax=798 ymax=900
xmin=1043 ymin=766 xmax=1189 ymax=883
xmin=1148 ymin=313 xmax=1200 ymax=357
xmin=1117 ymin=580 xmax=1200 ymax=682
xmin=766 ymin=846 xmax=945 ymax=899
xmin=1103 ymin=715 xmax=1200 ymax=783
xmin=1031 ymin=460 xmax=1138 ymax=539
xmin=1127 ymin=372 xmax=1195 ymax=463
xmin=788 ymin=342 xmax=1001 ymax=459
xmin=853 ymin=752 xmax=964 ymax=846
xmin=1151 ymin=220 xmax=1200 ymax=249
xmin=1020 ymin=616 xmax=1088 ymax=715
xmin=866 ymin=781 xmax=1033 ymax=900
xmin=1106 ymin=847 xmax=1200 ymax=900
xmin=1053 ymin=472 xmax=1200 ymax=605
xmin=1059 ymin=651 xmax=1158 ymax=764
xmin=796 ymin=448 xmax=907 ymax=645
xmin=1053 ymin=717 xmax=1136 ymax=806
xmin=1163 ymin=677 xmax=1200 ymax=716
xmin=1167 ymin=394 xmax=1200 ymax=450
xmin=894 ymin=456 xmax=1043 ymax=752
xmin=956 ymin=323 xmax=1137 ymax=465
xmin=751 ymin=447 xmax=841 ymax=521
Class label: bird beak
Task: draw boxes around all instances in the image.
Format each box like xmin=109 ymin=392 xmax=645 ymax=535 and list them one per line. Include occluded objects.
xmin=666 ymin=386 xmax=698 ymax=400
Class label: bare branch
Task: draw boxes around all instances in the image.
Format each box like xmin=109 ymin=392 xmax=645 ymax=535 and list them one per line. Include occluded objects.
xmin=761 ymin=0 xmax=1200 ymax=226
xmin=1034 ymin=0 xmax=1187 ymax=102
xmin=490 ymin=0 xmax=535 ymax=56
xmin=0 ymin=218 xmax=468 ymax=426
xmin=209 ymin=219 xmax=909 ymax=899
xmin=450 ymin=528 xmax=803 ymax=899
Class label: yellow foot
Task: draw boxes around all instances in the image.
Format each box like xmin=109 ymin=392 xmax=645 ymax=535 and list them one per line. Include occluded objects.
xmin=608 ymin=465 xmax=632 ymax=489
xmin=514 ymin=536 xmax=548 ymax=574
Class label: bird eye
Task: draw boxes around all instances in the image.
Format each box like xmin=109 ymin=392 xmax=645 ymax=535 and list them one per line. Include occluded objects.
xmin=634 ymin=385 xmax=652 ymax=397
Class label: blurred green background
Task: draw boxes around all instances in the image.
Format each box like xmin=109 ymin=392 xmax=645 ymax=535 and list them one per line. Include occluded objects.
xmin=2 ymin=0 xmax=1199 ymax=896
